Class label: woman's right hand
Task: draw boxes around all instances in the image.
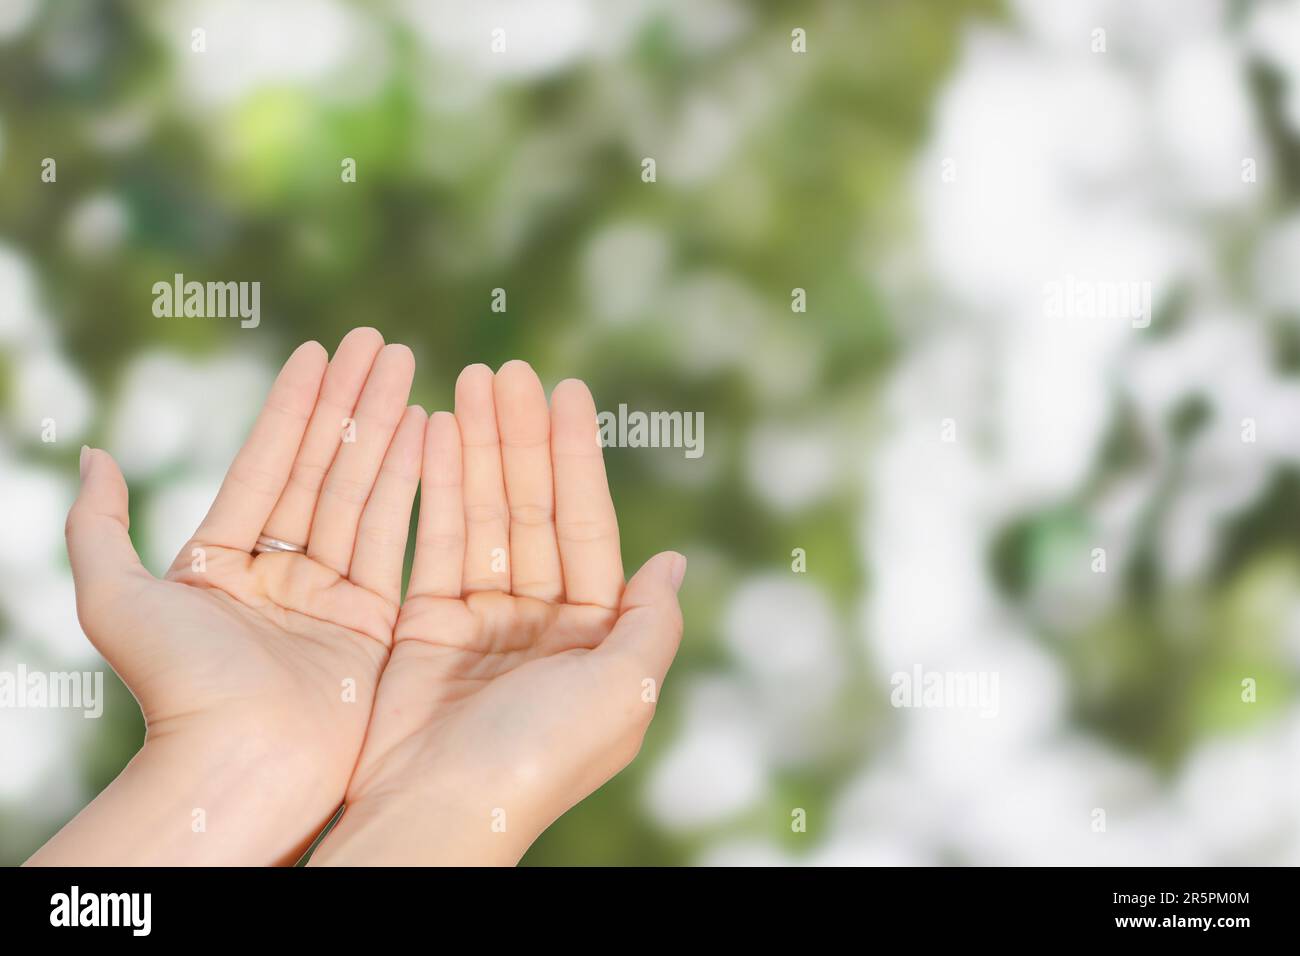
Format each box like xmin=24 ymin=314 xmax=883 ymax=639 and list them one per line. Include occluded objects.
xmin=311 ymin=362 xmax=686 ymax=866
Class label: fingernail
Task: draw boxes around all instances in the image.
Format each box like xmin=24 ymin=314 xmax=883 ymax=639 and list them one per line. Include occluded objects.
xmin=79 ymin=445 xmax=90 ymax=480
xmin=670 ymin=552 xmax=687 ymax=592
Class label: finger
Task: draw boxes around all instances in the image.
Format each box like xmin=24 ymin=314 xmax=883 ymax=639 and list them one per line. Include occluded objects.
xmin=261 ymin=327 xmax=385 ymax=548
xmin=349 ymin=405 xmax=426 ymax=606
xmin=455 ymin=364 xmax=510 ymax=593
xmin=66 ymin=447 xmax=154 ymax=629
xmin=494 ymin=360 xmax=563 ymax=601
xmin=307 ymin=343 xmax=415 ymax=576
xmin=551 ymin=378 xmax=623 ymax=608
xmin=407 ymin=411 xmax=465 ymax=599
xmin=187 ymin=341 xmax=327 ymax=554
xmin=594 ymin=551 xmax=686 ymax=683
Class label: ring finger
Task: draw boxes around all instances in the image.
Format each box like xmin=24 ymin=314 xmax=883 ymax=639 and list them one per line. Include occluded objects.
xmin=260 ymin=327 xmax=386 ymax=548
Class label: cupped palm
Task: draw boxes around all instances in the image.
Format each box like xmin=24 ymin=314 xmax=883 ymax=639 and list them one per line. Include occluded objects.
xmin=340 ymin=362 xmax=685 ymax=855
xmin=65 ymin=330 xmax=424 ymax=856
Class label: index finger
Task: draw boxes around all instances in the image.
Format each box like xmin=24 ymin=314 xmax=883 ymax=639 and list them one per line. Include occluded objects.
xmin=551 ymin=378 xmax=623 ymax=609
xmin=186 ymin=340 xmax=327 ymax=555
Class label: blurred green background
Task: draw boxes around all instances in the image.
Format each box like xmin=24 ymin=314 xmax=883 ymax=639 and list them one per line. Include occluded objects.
xmin=4 ymin=0 xmax=1300 ymax=865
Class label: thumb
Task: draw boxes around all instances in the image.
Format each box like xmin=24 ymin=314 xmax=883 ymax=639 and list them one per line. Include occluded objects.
xmin=597 ymin=550 xmax=687 ymax=682
xmin=65 ymin=446 xmax=151 ymax=633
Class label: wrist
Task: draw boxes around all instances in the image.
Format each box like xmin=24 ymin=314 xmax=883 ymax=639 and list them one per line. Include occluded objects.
xmin=27 ymin=725 xmax=342 ymax=866
xmin=308 ymin=787 xmax=539 ymax=867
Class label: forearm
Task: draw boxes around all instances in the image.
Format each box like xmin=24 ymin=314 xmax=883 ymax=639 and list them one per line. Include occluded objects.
xmin=25 ymin=729 xmax=339 ymax=867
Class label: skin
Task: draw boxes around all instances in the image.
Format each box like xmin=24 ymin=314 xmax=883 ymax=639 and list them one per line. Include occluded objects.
xmin=28 ymin=329 xmax=421 ymax=865
xmin=310 ymin=362 xmax=686 ymax=865
xmin=26 ymin=336 xmax=684 ymax=866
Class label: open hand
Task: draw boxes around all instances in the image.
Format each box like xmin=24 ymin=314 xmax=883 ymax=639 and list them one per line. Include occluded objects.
xmin=42 ymin=329 xmax=422 ymax=864
xmin=313 ymin=361 xmax=685 ymax=865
